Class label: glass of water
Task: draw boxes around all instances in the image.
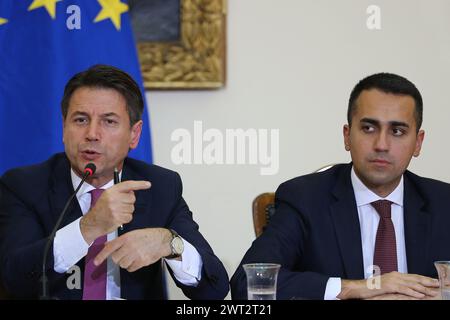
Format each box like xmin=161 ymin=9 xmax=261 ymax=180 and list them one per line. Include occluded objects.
xmin=243 ymin=263 xmax=281 ymax=300
xmin=434 ymin=261 xmax=450 ymax=300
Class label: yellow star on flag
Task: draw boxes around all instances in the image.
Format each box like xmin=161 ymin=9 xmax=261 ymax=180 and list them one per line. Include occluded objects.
xmin=0 ymin=17 xmax=8 ymax=25
xmin=28 ymin=0 xmax=63 ymax=19
xmin=94 ymin=0 xmax=129 ymax=31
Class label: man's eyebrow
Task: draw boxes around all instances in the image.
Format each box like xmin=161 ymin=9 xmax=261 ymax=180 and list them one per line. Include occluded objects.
xmin=101 ymin=112 xmax=119 ymax=118
xmin=70 ymin=111 xmax=89 ymax=117
xmin=360 ymin=118 xmax=380 ymax=126
xmin=69 ymin=111 xmax=120 ymax=118
xmin=390 ymin=121 xmax=409 ymax=128
xmin=360 ymin=118 xmax=409 ymax=128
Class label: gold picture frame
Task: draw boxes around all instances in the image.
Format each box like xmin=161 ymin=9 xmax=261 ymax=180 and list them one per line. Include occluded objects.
xmin=136 ymin=0 xmax=227 ymax=89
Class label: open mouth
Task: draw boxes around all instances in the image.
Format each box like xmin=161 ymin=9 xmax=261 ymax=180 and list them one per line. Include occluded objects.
xmin=81 ymin=150 xmax=101 ymax=160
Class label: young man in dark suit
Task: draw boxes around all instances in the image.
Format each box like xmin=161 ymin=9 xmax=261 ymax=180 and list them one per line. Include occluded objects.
xmin=231 ymin=73 xmax=450 ymax=300
xmin=0 ymin=65 xmax=229 ymax=300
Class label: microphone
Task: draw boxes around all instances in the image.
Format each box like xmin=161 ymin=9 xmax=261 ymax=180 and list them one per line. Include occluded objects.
xmin=40 ymin=163 xmax=96 ymax=300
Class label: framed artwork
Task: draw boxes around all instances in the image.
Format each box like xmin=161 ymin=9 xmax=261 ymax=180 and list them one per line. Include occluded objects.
xmin=129 ymin=0 xmax=227 ymax=89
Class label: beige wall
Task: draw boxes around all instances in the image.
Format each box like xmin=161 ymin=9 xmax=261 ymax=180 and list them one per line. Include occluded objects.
xmin=147 ymin=0 xmax=450 ymax=299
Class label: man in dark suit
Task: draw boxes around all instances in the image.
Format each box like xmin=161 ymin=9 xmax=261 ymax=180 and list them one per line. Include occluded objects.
xmin=0 ymin=65 xmax=229 ymax=300
xmin=231 ymin=73 xmax=450 ymax=300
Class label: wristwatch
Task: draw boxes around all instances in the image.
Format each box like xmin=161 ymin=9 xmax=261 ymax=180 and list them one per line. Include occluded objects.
xmin=165 ymin=229 xmax=184 ymax=259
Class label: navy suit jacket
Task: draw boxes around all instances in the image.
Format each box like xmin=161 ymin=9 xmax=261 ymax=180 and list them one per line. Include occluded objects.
xmin=231 ymin=163 xmax=450 ymax=300
xmin=0 ymin=153 xmax=229 ymax=299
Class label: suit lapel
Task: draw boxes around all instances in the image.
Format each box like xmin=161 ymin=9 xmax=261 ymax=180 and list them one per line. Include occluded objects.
xmin=48 ymin=155 xmax=83 ymax=234
xmin=329 ymin=164 xmax=365 ymax=279
xmin=117 ymin=159 xmax=151 ymax=237
xmin=118 ymin=159 xmax=152 ymax=299
xmin=403 ymin=173 xmax=430 ymax=275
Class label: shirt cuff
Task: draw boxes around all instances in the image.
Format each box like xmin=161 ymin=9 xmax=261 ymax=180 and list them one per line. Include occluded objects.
xmin=164 ymin=237 xmax=202 ymax=286
xmin=53 ymin=217 xmax=90 ymax=273
xmin=324 ymin=277 xmax=342 ymax=300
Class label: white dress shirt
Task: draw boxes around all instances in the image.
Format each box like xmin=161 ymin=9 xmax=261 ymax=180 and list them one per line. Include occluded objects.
xmin=324 ymin=167 xmax=408 ymax=300
xmin=53 ymin=169 xmax=203 ymax=299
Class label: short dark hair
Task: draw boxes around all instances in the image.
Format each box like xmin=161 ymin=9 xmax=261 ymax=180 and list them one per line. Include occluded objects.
xmin=61 ymin=64 xmax=144 ymax=126
xmin=347 ymin=73 xmax=423 ymax=131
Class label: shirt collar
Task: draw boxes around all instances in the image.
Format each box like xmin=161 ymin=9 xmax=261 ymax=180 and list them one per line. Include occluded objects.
xmin=350 ymin=166 xmax=404 ymax=207
xmin=70 ymin=168 xmax=120 ymax=197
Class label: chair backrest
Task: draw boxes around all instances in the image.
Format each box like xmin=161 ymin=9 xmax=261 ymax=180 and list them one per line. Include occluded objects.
xmin=252 ymin=163 xmax=339 ymax=237
xmin=252 ymin=192 xmax=276 ymax=237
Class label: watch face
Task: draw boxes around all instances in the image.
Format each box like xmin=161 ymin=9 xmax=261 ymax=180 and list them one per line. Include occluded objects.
xmin=172 ymin=237 xmax=184 ymax=255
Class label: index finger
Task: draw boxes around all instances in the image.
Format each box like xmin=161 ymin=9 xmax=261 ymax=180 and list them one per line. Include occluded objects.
xmin=409 ymin=274 xmax=440 ymax=288
xmin=114 ymin=180 xmax=151 ymax=193
xmin=94 ymin=237 xmax=124 ymax=266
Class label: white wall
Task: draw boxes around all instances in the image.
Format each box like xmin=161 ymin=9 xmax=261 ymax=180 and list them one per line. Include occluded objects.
xmin=147 ymin=0 xmax=450 ymax=299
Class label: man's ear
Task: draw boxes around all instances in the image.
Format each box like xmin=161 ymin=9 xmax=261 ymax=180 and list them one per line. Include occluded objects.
xmin=129 ymin=120 xmax=143 ymax=150
xmin=62 ymin=116 xmax=66 ymax=144
xmin=343 ymin=124 xmax=351 ymax=151
xmin=413 ymin=129 xmax=425 ymax=157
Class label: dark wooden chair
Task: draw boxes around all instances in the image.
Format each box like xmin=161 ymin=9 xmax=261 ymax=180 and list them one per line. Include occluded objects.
xmin=252 ymin=192 xmax=276 ymax=237
xmin=252 ymin=164 xmax=338 ymax=237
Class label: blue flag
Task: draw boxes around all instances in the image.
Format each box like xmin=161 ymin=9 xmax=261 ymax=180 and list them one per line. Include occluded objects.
xmin=0 ymin=0 xmax=153 ymax=175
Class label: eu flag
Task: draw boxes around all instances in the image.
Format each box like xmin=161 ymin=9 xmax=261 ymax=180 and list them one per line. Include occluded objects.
xmin=0 ymin=0 xmax=153 ymax=175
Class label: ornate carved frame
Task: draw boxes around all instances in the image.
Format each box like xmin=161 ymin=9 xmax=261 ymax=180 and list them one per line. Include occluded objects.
xmin=137 ymin=0 xmax=227 ymax=89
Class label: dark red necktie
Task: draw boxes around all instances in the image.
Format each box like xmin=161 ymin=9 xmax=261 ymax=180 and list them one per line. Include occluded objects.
xmin=371 ymin=200 xmax=398 ymax=275
xmin=82 ymin=189 xmax=107 ymax=300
